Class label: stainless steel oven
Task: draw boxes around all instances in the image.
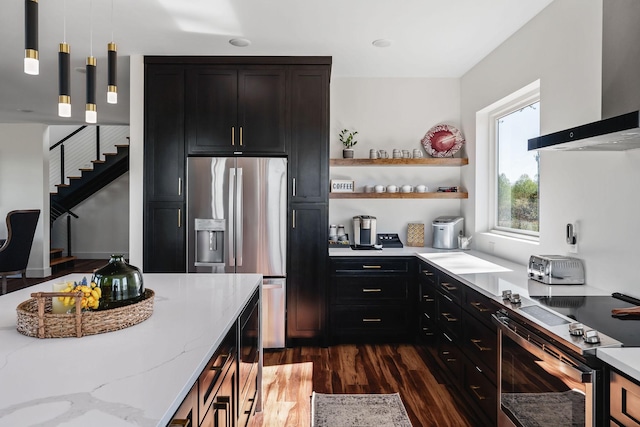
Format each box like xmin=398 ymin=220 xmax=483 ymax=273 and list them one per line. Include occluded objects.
xmin=493 ymin=312 xmax=601 ymax=427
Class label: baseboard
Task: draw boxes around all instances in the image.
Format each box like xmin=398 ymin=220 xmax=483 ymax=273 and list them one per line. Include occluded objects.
xmin=72 ymin=252 xmax=129 ymax=259
xmin=26 ymin=267 xmax=52 ymax=279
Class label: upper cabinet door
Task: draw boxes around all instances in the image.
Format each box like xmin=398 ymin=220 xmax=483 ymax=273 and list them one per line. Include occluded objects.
xmin=289 ymin=66 xmax=330 ymax=203
xmin=144 ymin=65 xmax=185 ymax=202
xmin=186 ymin=66 xmax=286 ymax=155
xmin=238 ymin=68 xmax=287 ymax=154
xmin=186 ymin=68 xmax=238 ymax=154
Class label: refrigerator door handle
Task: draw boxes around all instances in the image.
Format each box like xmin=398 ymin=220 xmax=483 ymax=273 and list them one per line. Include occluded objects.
xmin=228 ymin=168 xmax=236 ymax=267
xmin=236 ymin=167 xmax=243 ymax=266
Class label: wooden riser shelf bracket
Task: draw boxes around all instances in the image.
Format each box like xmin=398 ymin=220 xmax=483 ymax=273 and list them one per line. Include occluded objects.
xmin=330 ymin=192 xmax=468 ymax=199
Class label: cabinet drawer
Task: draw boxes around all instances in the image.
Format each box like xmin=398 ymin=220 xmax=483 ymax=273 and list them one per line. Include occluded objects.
xmin=333 ymin=277 xmax=409 ymax=302
xmin=419 ymin=281 xmax=437 ymax=320
xmin=331 ymin=258 xmax=411 ymax=274
xmin=419 ymin=262 xmax=439 ymax=287
xmin=438 ymin=274 xmax=463 ymax=302
xmin=610 ymin=370 xmax=640 ymax=427
xmin=465 ymin=361 xmax=497 ymax=424
xmin=331 ymin=305 xmax=410 ymax=332
xmin=198 ymin=325 xmax=236 ymax=425
xmin=419 ymin=312 xmax=437 ymax=343
xmin=438 ymin=293 xmax=462 ymax=339
xmin=464 ymin=288 xmax=498 ymax=326
xmin=438 ymin=332 xmax=462 ymax=381
xmin=464 ymin=315 xmax=497 ymax=382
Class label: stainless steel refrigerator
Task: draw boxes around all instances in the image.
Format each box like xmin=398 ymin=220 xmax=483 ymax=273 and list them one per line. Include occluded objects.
xmin=186 ymin=157 xmax=287 ymax=348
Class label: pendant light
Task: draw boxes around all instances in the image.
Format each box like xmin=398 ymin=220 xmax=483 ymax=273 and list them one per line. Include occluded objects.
xmin=107 ymin=0 xmax=117 ymax=104
xmin=85 ymin=0 xmax=97 ymax=124
xmin=58 ymin=43 xmax=71 ymax=117
xmin=24 ymin=0 xmax=39 ymax=75
xmin=58 ymin=0 xmax=71 ymax=117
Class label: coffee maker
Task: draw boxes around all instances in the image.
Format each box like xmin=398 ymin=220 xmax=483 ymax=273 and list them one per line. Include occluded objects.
xmin=353 ymin=215 xmax=377 ymax=246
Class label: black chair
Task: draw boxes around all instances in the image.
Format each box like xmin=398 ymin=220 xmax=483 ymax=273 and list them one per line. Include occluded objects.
xmin=0 ymin=210 xmax=40 ymax=295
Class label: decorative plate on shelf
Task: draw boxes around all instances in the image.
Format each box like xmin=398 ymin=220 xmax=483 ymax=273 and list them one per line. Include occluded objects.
xmin=421 ymin=124 xmax=465 ymax=158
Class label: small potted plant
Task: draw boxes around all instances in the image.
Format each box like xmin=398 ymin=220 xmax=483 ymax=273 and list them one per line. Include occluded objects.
xmin=339 ymin=129 xmax=358 ymax=158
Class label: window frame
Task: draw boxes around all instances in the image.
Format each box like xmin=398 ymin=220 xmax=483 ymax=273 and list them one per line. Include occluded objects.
xmin=488 ymin=90 xmax=540 ymax=239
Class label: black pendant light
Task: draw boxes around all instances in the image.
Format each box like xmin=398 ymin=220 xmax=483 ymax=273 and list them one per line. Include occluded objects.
xmin=58 ymin=43 xmax=71 ymax=117
xmin=85 ymin=56 xmax=97 ymax=123
xmin=85 ymin=0 xmax=97 ymax=123
xmin=107 ymin=42 xmax=117 ymax=104
xmin=24 ymin=0 xmax=39 ymax=75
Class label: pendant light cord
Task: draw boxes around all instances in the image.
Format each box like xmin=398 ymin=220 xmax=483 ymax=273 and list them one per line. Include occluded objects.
xmin=89 ymin=0 xmax=93 ymax=57
xmin=111 ymin=0 xmax=114 ymax=42
xmin=63 ymin=0 xmax=67 ymax=43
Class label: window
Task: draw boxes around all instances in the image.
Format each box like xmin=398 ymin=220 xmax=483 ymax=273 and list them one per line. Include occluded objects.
xmin=493 ymin=100 xmax=540 ymax=236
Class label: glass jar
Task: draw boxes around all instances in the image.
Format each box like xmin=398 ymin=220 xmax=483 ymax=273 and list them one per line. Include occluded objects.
xmin=91 ymin=254 xmax=144 ymax=310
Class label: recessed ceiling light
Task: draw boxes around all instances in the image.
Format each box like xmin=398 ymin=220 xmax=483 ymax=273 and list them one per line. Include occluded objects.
xmin=372 ymin=39 xmax=392 ymax=48
xmin=17 ymin=108 xmax=33 ymax=113
xmin=75 ymin=66 xmax=86 ymax=73
xmin=229 ymin=38 xmax=251 ymax=47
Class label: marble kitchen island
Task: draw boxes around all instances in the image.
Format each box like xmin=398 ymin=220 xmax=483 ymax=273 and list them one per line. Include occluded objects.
xmin=0 ymin=273 xmax=262 ymax=427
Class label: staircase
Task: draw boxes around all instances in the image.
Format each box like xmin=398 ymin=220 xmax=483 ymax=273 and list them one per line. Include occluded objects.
xmin=49 ymin=126 xmax=129 ymax=269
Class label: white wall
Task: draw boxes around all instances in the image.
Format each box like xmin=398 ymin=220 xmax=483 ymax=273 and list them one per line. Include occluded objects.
xmin=129 ymin=55 xmax=145 ymax=269
xmin=51 ymin=173 xmax=130 ymax=259
xmin=461 ymin=0 xmax=640 ymax=297
xmin=0 ymin=124 xmax=50 ymax=277
xmin=329 ymin=78 xmax=464 ymax=245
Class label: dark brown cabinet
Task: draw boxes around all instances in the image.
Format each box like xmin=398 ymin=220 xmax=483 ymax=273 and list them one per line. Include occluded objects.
xmin=289 ymin=67 xmax=329 ymax=203
xmin=144 ymin=57 xmax=331 ymax=345
xmin=169 ymin=382 xmax=197 ymax=427
xmin=287 ymin=204 xmax=328 ymax=345
xmin=186 ymin=67 xmax=286 ymax=155
xmin=417 ymin=260 xmax=498 ymax=425
xmin=328 ymin=257 xmax=415 ymax=343
xmin=143 ymin=64 xmax=186 ymax=273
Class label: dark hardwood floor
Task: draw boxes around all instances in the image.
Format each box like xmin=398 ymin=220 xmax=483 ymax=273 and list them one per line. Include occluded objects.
xmin=251 ymin=344 xmax=474 ymax=427
xmin=4 ymin=259 xmax=108 ymax=294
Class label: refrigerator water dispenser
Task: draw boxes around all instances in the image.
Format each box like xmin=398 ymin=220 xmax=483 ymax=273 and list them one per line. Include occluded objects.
xmin=194 ymin=218 xmax=225 ymax=266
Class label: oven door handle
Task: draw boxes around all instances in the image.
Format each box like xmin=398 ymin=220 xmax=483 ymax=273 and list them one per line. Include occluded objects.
xmin=492 ymin=314 xmax=593 ymax=384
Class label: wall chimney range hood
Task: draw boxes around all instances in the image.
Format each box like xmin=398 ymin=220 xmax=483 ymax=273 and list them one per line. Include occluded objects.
xmin=528 ymin=111 xmax=640 ymax=151
xmin=528 ymin=0 xmax=640 ymax=152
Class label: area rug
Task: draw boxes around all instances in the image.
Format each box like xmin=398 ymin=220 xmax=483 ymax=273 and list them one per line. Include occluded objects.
xmin=311 ymin=392 xmax=412 ymax=427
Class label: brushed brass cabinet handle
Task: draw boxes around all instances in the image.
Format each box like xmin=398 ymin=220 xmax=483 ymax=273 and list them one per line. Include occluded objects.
xmin=362 ymin=265 xmax=381 ymax=269
xmin=471 ymin=339 xmax=491 ymax=352
xmin=422 ymin=295 xmax=434 ymax=302
xmin=441 ymin=282 xmax=457 ymax=292
xmin=168 ymin=420 xmax=190 ymax=427
xmin=178 ymin=208 xmax=181 ymax=228
xmin=470 ymin=385 xmax=486 ymax=400
xmin=231 ymin=126 xmax=235 ymax=146
xmin=471 ymin=301 xmax=490 ymax=312
xmin=441 ymin=312 xmax=458 ymax=322
xmin=362 ymin=288 xmax=382 ymax=293
xmin=240 ymin=126 xmax=243 ymax=146
xmin=362 ymin=318 xmax=381 ymax=322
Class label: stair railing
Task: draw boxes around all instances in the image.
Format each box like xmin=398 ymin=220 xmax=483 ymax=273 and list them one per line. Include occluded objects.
xmin=50 ymin=200 xmax=79 ymax=257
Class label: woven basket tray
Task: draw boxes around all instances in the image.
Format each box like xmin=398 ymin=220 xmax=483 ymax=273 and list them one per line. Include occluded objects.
xmin=16 ymin=288 xmax=154 ymax=338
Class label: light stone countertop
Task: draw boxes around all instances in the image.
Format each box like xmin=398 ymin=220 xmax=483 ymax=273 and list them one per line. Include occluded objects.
xmin=0 ymin=273 xmax=262 ymax=427
xmin=597 ymin=348 xmax=640 ymax=382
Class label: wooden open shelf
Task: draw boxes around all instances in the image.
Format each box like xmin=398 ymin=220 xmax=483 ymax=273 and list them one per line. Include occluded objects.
xmin=330 ymin=158 xmax=468 ymax=166
xmin=330 ymin=192 xmax=468 ymax=199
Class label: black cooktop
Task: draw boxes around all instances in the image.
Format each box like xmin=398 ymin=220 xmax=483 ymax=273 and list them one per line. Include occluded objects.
xmin=530 ymin=294 xmax=640 ymax=347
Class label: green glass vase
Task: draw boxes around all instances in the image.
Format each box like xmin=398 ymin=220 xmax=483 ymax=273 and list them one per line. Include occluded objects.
xmin=91 ymin=254 xmax=144 ymax=310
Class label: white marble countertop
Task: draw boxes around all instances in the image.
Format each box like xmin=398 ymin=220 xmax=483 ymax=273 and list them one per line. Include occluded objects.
xmin=597 ymin=348 xmax=640 ymax=382
xmin=0 ymin=273 xmax=262 ymax=427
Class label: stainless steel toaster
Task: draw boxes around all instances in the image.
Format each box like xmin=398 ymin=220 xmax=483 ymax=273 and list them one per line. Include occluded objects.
xmin=528 ymin=255 xmax=585 ymax=285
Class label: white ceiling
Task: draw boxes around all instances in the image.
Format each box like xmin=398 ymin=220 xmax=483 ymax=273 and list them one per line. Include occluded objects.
xmin=1 ymin=0 xmax=554 ymax=125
